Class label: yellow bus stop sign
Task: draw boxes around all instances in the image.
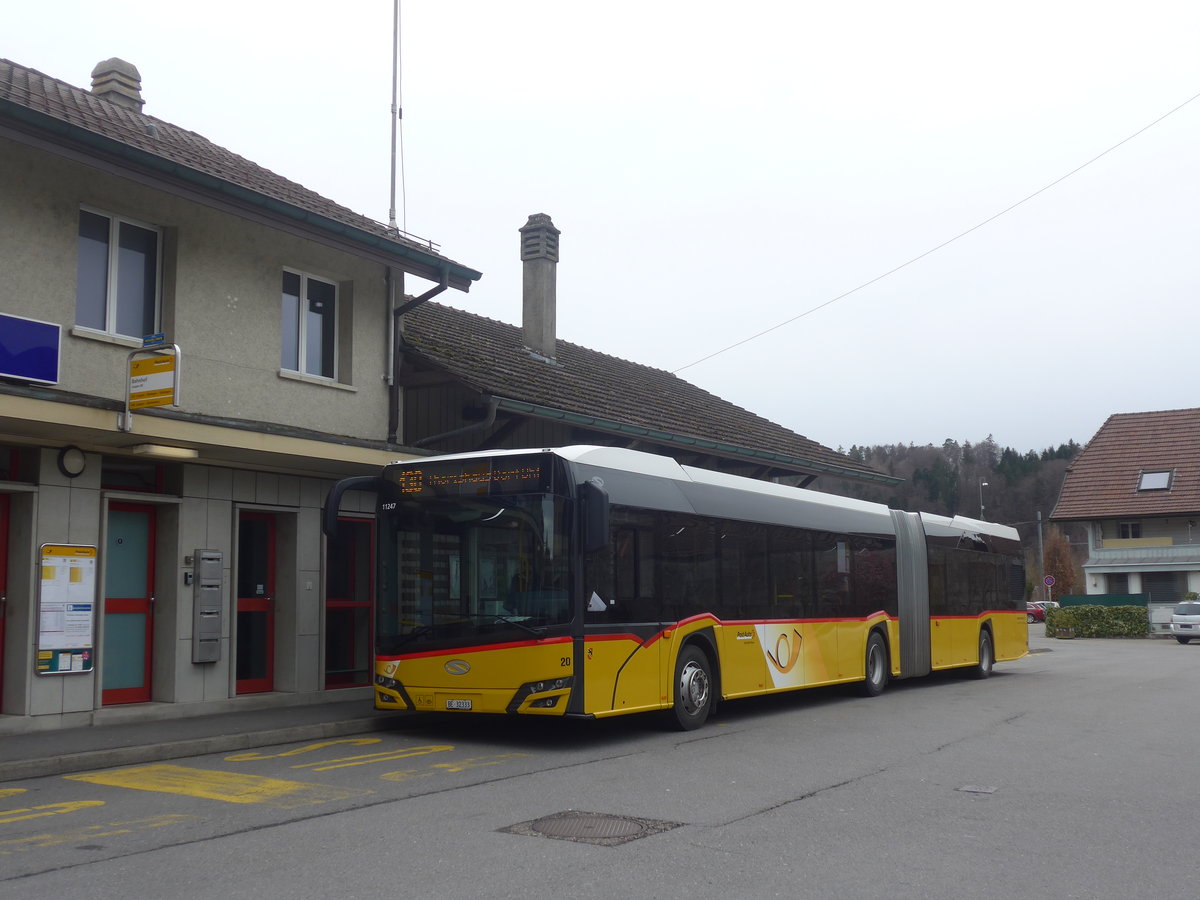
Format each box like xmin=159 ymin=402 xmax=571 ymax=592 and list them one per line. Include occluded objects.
xmin=129 ymin=354 xmax=176 ymax=409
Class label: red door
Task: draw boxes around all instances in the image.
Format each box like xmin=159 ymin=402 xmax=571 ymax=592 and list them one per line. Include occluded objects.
xmin=325 ymin=517 xmax=374 ymax=688
xmin=236 ymin=512 xmax=276 ymax=694
xmin=102 ymin=503 xmax=156 ymax=705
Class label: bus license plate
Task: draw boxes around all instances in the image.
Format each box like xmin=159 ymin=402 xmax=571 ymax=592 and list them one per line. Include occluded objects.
xmin=445 ymin=699 xmax=473 ymax=710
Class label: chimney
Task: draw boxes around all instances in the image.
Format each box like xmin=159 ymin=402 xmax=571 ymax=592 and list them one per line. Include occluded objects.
xmin=520 ymin=213 xmax=560 ymax=362
xmin=90 ymin=58 xmax=144 ymax=111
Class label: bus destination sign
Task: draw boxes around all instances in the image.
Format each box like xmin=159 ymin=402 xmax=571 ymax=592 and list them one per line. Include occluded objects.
xmin=394 ymin=456 xmax=551 ymax=498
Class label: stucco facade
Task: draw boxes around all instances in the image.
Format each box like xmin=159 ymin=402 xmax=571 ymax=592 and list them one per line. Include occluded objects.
xmin=3 ymin=140 xmax=399 ymax=438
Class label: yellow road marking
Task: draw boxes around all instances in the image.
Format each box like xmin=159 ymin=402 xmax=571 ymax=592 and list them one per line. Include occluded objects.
xmin=0 ymin=814 xmax=191 ymax=855
xmin=66 ymin=765 xmax=373 ymax=808
xmin=226 ymin=738 xmax=382 ymax=761
xmin=0 ymin=800 xmax=104 ymax=824
xmin=0 ymin=788 xmax=28 ymax=800
xmin=291 ymin=744 xmax=454 ymax=772
xmin=431 ymin=753 xmax=532 ymax=773
xmin=380 ymin=753 xmax=531 ymax=781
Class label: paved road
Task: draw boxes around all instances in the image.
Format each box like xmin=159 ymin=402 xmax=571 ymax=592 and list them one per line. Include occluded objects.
xmin=3 ymin=633 xmax=1196 ymax=899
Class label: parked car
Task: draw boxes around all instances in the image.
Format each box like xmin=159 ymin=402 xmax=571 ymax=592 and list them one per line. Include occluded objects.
xmin=1170 ymin=601 xmax=1200 ymax=644
xmin=1026 ymin=603 xmax=1046 ymax=623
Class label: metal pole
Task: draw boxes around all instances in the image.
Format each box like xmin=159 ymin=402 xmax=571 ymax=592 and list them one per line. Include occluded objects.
xmin=388 ymin=0 xmax=400 ymax=232
xmin=1037 ymin=510 xmax=1045 ymax=602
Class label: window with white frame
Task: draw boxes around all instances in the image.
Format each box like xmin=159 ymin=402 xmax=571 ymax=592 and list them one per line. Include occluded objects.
xmin=281 ymin=270 xmax=337 ymax=379
xmin=76 ymin=208 xmax=161 ymax=338
xmin=1119 ymin=522 xmax=1142 ymax=540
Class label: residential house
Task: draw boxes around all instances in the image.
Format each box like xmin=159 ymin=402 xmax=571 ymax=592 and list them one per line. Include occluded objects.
xmin=1051 ymin=408 xmax=1200 ymax=631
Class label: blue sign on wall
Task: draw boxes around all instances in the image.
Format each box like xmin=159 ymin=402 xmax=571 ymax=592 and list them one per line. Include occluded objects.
xmin=0 ymin=313 xmax=61 ymax=384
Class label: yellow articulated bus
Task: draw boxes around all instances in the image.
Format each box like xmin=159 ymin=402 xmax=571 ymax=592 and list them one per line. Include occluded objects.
xmin=323 ymin=446 xmax=1027 ymax=730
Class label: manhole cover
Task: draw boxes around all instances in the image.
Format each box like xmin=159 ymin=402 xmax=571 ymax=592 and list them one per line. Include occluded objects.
xmin=500 ymin=810 xmax=683 ymax=846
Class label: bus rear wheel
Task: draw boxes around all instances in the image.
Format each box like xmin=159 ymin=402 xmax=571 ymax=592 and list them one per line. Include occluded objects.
xmin=670 ymin=645 xmax=713 ymax=730
xmin=860 ymin=631 xmax=888 ymax=697
xmin=972 ymin=629 xmax=994 ymax=679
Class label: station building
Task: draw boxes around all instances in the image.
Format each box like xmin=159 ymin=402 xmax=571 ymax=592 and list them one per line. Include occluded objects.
xmin=0 ymin=58 xmax=891 ymax=731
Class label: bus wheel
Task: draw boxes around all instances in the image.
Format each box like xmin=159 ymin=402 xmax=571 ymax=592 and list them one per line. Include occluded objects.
xmin=860 ymin=631 xmax=888 ymax=697
xmin=671 ymin=645 xmax=713 ymax=730
xmin=972 ymin=629 xmax=994 ymax=679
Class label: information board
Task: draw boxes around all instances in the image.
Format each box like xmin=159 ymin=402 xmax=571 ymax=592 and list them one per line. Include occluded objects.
xmin=36 ymin=544 xmax=97 ymax=675
xmin=129 ymin=353 xmax=177 ymax=409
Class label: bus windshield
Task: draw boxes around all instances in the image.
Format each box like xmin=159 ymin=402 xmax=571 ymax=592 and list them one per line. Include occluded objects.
xmin=377 ymin=494 xmax=572 ymax=654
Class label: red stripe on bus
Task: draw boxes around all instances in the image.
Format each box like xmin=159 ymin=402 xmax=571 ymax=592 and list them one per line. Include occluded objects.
xmin=380 ymin=634 xmax=573 ymax=662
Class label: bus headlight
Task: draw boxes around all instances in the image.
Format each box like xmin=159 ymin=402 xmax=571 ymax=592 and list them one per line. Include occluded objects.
xmin=506 ymin=676 xmax=574 ymax=714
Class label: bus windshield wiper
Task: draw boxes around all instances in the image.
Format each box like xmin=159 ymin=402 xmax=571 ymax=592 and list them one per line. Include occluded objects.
xmin=395 ymin=624 xmax=436 ymax=648
xmin=493 ymin=614 xmax=545 ymax=636
xmin=455 ymin=612 xmax=545 ymax=636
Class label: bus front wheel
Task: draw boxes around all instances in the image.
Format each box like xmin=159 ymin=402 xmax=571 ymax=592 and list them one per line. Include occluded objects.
xmin=670 ymin=645 xmax=713 ymax=730
xmin=860 ymin=631 xmax=888 ymax=697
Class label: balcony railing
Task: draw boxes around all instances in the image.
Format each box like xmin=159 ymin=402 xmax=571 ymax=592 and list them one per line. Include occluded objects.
xmin=1099 ymin=537 xmax=1173 ymax=550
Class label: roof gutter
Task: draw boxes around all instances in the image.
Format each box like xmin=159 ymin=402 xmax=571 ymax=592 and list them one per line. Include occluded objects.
xmin=493 ymin=397 xmax=903 ymax=485
xmin=0 ymin=98 xmax=482 ymax=291
xmin=388 ymin=270 xmax=450 ymax=444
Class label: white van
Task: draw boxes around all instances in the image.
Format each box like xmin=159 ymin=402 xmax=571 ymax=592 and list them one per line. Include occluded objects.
xmin=1169 ymin=600 xmax=1200 ymax=644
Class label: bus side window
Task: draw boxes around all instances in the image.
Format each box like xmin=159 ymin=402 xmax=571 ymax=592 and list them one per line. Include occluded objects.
xmin=927 ymin=546 xmax=948 ymax=616
xmin=614 ymin=528 xmax=637 ymax=606
xmin=851 ymin=536 xmax=897 ymax=617
xmin=722 ymin=522 xmax=769 ymax=619
xmin=769 ymin=527 xmax=812 ymax=618
xmin=659 ymin=515 xmax=717 ymax=621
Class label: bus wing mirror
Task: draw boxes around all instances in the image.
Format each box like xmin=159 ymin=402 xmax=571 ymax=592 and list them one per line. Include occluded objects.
xmin=323 ymin=475 xmax=391 ymax=538
xmin=580 ymin=478 xmax=610 ymax=553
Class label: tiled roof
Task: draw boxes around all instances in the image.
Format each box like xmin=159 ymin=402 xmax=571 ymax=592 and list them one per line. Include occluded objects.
xmin=1051 ymin=408 xmax=1200 ymax=520
xmin=0 ymin=58 xmax=479 ymax=288
xmin=402 ymin=301 xmax=894 ymax=483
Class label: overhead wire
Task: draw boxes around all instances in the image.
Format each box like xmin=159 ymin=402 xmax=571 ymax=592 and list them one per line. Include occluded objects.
xmin=671 ymin=89 xmax=1200 ymax=374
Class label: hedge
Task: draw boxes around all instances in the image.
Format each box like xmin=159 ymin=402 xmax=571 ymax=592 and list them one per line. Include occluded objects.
xmin=1044 ymin=605 xmax=1148 ymax=639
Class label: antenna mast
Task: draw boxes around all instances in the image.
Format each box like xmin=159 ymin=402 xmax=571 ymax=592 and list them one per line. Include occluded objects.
xmin=388 ymin=0 xmax=404 ymax=233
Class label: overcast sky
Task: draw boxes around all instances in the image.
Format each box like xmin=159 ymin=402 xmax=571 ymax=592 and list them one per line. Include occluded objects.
xmin=10 ymin=2 xmax=1199 ymax=455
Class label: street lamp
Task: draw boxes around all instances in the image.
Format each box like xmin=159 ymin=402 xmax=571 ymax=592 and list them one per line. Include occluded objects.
xmin=979 ymin=481 xmax=989 ymax=519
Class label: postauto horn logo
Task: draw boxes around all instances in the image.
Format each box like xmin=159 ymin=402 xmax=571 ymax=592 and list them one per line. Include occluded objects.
xmin=445 ymin=659 xmax=471 ymax=675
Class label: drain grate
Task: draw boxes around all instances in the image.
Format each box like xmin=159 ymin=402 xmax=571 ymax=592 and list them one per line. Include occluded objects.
xmin=499 ymin=810 xmax=683 ymax=846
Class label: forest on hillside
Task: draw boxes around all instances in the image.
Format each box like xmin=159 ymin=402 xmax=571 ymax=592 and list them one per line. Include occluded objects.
xmin=817 ymin=437 xmax=1082 ymax=550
